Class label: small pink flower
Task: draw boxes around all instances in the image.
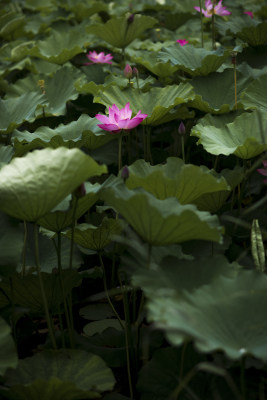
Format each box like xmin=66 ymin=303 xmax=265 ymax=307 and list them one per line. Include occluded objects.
xmin=124 ymin=64 xmax=133 ymax=79
xmin=244 ymin=11 xmax=253 ymax=19
xmin=194 ymin=0 xmax=231 ymax=18
xmin=96 ymin=103 xmax=147 ymax=133
xmin=257 ymin=161 xmax=267 ymax=183
xmin=176 ymin=39 xmax=188 ymax=46
xmin=84 ymin=51 xmax=113 ymax=65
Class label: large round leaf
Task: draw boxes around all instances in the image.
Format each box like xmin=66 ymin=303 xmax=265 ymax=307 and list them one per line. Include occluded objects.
xmin=158 ymin=45 xmax=230 ymax=76
xmin=13 ymin=114 xmax=116 ymax=156
xmin=0 ymin=148 xmax=107 ymax=221
xmin=241 ymin=74 xmax=267 ymax=112
xmin=94 ymin=84 xmax=194 ymax=126
xmin=100 ymin=183 xmax=223 ymax=245
xmin=87 ymin=15 xmax=157 ymax=48
xmin=146 ymin=268 xmax=267 ymax=361
xmin=0 ymin=317 xmax=18 ymax=376
xmin=5 ymin=349 xmax=115 ymax=399
xmin=191 ymin=111 xmax=267 ymax=159
xmin=125 ymin=158 xmax=230 ymax=207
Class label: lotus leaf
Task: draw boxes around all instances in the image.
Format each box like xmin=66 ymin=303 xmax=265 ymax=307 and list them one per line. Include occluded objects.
xmin=0 ymin=317 xmax=18 ymax=376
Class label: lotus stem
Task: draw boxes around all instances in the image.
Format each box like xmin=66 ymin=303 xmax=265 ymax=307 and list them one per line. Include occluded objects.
xmin=69 ymin=195 xmax=78 ymax=270
xmin=199 ymin=0 xmax=204 ymax=47
xmin=34 ymin=222 xmax=57 ymax=349
xmin=181 ymin=135 xmax=185 ymax=163
xmin=22 ymin=220 xmax=27 ymax=277
xmin=118 ymin=131 xmax=123 ymax=173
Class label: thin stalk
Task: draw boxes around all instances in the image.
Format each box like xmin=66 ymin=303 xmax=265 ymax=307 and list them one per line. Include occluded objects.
xmin=69 ymin=196 xmax=78 ymax=270
xmin=179 ymin=341 xmax=188 ymax=381
xmin=142 ymin=125 xmax=147 ymax=160
xmin=34 ymin=223 xmax=57 ymax=349
xmin=240 ymin=357 xmax=246 ymax=400
xmin=22 ymin=220 xmax=27 ymax=277
xmin=57 ymin=232 xmax=74 ymax=348
xmin=234 ymin=62 xmax=237 ymax=109
xmin=118 ymin=272 xmax=134 ymax=400
xmin=181 ymin=136 xmax=185 ymax=163
xmin=199 ymin=0 xmax=204 ymax=47
xmin=146 ymin=127 xmax=153 ymax=165
xmin=98 ymin=252 xmax=124 ymax=330
xmin=212 ymin=1 xmax=216 ymax=49
xmin=9 ymin=277 xmax=16 ymax=346
xmin=118 ymin=132 xmax=123 ymax=173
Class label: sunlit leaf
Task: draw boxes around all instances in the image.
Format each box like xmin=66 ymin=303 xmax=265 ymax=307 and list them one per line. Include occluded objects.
xmin=0 ymin=148 xmax=107 ymax=221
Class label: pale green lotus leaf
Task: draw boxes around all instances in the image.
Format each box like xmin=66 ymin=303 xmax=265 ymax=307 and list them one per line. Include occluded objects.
xmin=0 ymin=317 xmax=17 ymax=376
xmin=127 ymin=49 xmax=180 ymax=78
xmin=0 ymin=11 xmax=25 ymax=39
xmin=63 ymin=218 xmax=123 ymax=250
xmin=0 ymin=92 xmax=45 ymax=134
xmin=145 ymin=266 xmax=267 ymax=361
xmin=188 ymin=69 xmax=251 ymax=114
xmin=60 ymin=0 xmax=108 ymax=22
xmin=38 ymin=183 xmax=101 ymax=232
xmin=100 ymin=184 xmax=223 ymax=245
xmin=12 ymin=114 xmax=116 ymax=156
xmin=125 ymin=158 xmax=230 ymax=206
xmin=191 ymin=111 xmax=267 ymax=159
xmin=94 ymin=84 xmax=195 ymax=126
xmin=158 ymin=45 xmax=230 ymax=76
xmin=5 ymin=349 xmax=115 ymax=399
xmin=0 ymin=148 xmax=107 ymax=221
xmin=0 ymin=145 xmax=14 ymax=169
xmin=27 ymin=28 xmax=89 ymax=64
xmin=84 ymin=319 xmax=123 ymax=337
xmin=241 ymin=74 xmax=267 ymax=112
xmin=87 ymin=15 xmax=157 ymax=48
xmin=5 ymin=67 xmax=81 ymax=116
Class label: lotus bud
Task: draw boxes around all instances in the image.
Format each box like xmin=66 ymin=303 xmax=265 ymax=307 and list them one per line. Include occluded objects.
xmin=73 ymin=183 xmax=86 ymax=198
xmin=127 ymin=13 xmax=134 ymax=24
xmin=132 ymin=67 xmax=139 ymax=77
xmin=121 ymin=165 xmax=129 ymax=182
xmin=231 ymin=51 xmax=237 ymax=65
xmin=124 ymin=64 xmax=133 ymax=79
xmin=178 ymin=121 xmax=186 ymax=135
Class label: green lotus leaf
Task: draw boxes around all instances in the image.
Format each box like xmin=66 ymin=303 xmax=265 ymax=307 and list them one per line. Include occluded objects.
xmin=193 ymin=167 xmax=244 ymax=213
xmin=127 ymin=49 xmax=180 ymax=78
xmin=0 ymin=11 xmax=25 ymax=40
xmin=27 ymin=28 xmax=89 ymax=64
xmin=0 ymin=92 xmax=45 ymax=134
xmin=216 ymin=16 xmax=267 ymax=46
xmin=24 ymin=10 xmax=74 ymax=35
xmin=62 ymin=218 xmax=123 ymax=250
xmin=158 ymin=45 xmax=230 ymax=76
xmin=94 ymin=84 xmax=195 ymax=126
xmin=60 ymin=0 xmax=108 ymax=22
xmin=0 ymin=271 xmax=82 ymax=313
xmin=12 ymin=114 xmax=116 ymax=156
xmin=87 ymin=15 xmax=157 ymax=48
xmin=0 ymin=145 xmax=14 ymax=169
xmin=125 ymin=158 xmax=230 ymax=206
xmin=80 ymin=303 xmax=115 ymax=321
xmin=145 ymin=266 xmax=267 ymax=361
xmin=188 ymin=69 xmax=251 ymax=114
xmin=5 ymin=67 xmax=81 ymax=116
xmin=5 ymin=349 xmax=115 ymax=399
xmin=191 ymin=111 xmax=267 ymax=159
xmin=24 ymin=0 xmax=56 ymax=12
xmin=241 ymin=74 xmax=267 ymax=111
xmin=100 ymin=184 xmax=223 ymax=245
xmin=0 ymin=317 xmax=18 ymax=376
xmin=84 ymin=319 xmax=123 ymax=336
xmin=38 ymin=183 xmax=101 ymax=232
xmin=0 ymin=148 xmax=107 ymax=221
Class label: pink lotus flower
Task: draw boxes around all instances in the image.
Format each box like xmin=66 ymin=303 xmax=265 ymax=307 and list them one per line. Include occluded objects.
xmin=176 ymin=39 xmax=188 ymax=46
xmin=194 ymin=0 xmax=231 ymax=17
xmin=257 ymin=161 xmax=267 ymax=183
xmin=95 ymin=103 xmax=147 ymax=133
xmin=84 ymin=51 xmax=113 ymax=65
xmin=244 ymin=11 xmax=253 ymax=19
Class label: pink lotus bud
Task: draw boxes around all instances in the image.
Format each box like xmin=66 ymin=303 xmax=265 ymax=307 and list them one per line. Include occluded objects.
xmin=124 ymin=64 xmax=133 ymax=79
xmin=73 ymin=183 xmax=86 ymax=198
xmin=121 ymin=165 xmax=129 ymax=181
xmin=244 ymin=11 xmax=253 ymax=19
xmin=127 ymin=14 xmax=134 ymax=24
xmin=132 ymin=67 xmax=139 ymax=77
xmin=178 ymin=121 xmax=186 ymax=135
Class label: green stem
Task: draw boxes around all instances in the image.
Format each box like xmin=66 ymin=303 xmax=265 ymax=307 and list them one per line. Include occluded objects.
xmin=118 ymin=132 xmax=123 ymax=173
xmin=69 ymin=196 xmax=78 ymax=270
xmin=212 ymin=1 xmax=216 ymax=50
xmin=22 ymin=220 xmax=27 ymax=277
xmin=57 ymin=232 xmax=74 ymax=348
xmin=34 ymin=223 xmax=57 ymax=349
xmin=234 ymin=62 xmax=237 ymax=109
xmin=98 ymin=252 xmax=124 ymax=330
xmin=179 ymin=341 xmax=188 ymax=381
xmin=181 ymin=135 xmax=185 ymax=163
xmin=199 ymin=0 xmax=204 ymax=47
xmin=240 ymin=357 xmax=246 ymax=400
xmin=118 ymin=272 xmax=134 ymax=400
